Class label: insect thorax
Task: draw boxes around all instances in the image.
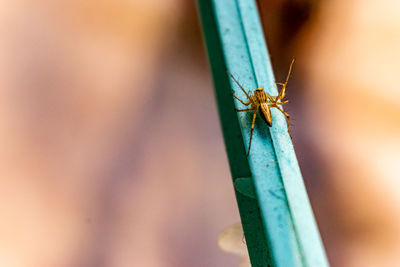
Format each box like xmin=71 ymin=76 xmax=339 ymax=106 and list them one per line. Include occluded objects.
xmin=254 ymin=88 xmax=267 ymax=103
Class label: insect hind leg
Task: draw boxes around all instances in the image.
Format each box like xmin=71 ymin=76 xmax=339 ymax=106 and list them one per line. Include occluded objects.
xmin=271 ymin=104 xmax=292 ymax=138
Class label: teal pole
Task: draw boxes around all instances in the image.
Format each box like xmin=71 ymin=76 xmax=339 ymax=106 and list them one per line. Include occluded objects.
xmin=197 ymin=1 xmax=329 ymax=266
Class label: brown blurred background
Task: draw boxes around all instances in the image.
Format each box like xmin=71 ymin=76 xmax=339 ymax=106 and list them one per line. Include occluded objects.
xmin=0 ymin=1 xmax=399 ymax=267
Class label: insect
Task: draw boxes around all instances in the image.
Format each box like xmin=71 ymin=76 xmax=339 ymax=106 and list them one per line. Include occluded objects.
xmin=228 ymin=59 xmax=295 ymax=155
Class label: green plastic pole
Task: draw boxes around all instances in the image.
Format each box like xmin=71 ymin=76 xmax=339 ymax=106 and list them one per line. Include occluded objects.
xmin=197 ymin=1 xmax=329 ymax=266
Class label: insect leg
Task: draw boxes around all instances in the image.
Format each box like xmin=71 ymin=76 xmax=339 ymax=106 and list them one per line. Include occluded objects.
xmin=267 ymin=94 xmax=288 ymax=105
xmin=227 ymin=71 xmax=252 ymax=99
xmin=236 ymin=108 xmax=253 ymax=112
xmin=266 ymin=94 xmax=275 ymax=102
xmin=276 ymin=58 xmax=295 ymax=100
xmin=271 ymin=105 xmax=291 ymax=138
xmin=233 ymin=93 xmax=251 ymax=106
xmin=247 ymin=109 xmax=258 ymax=155
xmin=274 ymin=99 xmax=289 ymax=105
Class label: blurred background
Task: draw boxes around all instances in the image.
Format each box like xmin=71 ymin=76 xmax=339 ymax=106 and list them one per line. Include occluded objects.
xmin=0 ymin=0 xmax=399 ymax=266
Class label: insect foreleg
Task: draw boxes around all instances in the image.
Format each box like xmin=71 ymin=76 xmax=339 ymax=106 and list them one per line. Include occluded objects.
xmin=227 ymin=71 xmax=252 ymax=99
xmin=233 ymin=93 xmax=251 ymax=106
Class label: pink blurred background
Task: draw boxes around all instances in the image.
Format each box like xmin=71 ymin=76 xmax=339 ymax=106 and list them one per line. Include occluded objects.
xmin=0 ymin=1 xmax=399 ymax=266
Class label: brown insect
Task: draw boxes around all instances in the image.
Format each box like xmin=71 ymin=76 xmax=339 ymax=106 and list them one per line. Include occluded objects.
xmin=228 ymin=59 xmax=295 ymax=155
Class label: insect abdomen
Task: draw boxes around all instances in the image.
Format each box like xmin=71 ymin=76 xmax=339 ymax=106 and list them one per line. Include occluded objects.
xmin=259 ymin=104 xmax=272 ymax=126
